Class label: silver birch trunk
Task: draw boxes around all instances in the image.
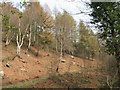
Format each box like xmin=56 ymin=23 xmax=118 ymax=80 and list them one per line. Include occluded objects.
xmin=25 ymin=25 xmax=31 ymax=54
xmin=60 ymin=38 xmax=63 ymax=58
xmin=33 ymin=22 xmax=37 ymax=44
xmin=16 ymin=21 xmax=29 ymax=57
xmin=55 ymin=36 xmax=58 ymax=53
xmin=5 ymin=19 xmax=11 ymax=46
xmin=60 ymin=28 xmax=63 ymax=58
xmin=5 ymin=31 xmax=15 ymax=46
xmin=17 ymin=45 xmax=21 ymax=56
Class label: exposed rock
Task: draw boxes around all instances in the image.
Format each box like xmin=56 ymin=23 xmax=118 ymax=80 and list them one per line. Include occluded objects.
xmin=72 ymin=62 xmax=76 ymax=65
xmin=39 ymin=70 xmax=41 ymax=72
xmin=21 ymin=60 xmax=27 ymax=63
xmin=0 ymin=71 xmax=4 ymax=76
xmin=60 ymin=59 xmax=66 ymax=63
xmin=70 ymin=56 xmax=74 ymax=59
xmin=37 ymin=61 xmax=41 ymax=64
xmin=80 ymin=65 xmax=85 ymax=68
xmin=35 ymin=75 xmax=39 ymax=78
xmin=77 ymin=64 xmax=79 ymax=66
xmin=6 ymin=63 xmax=10 ymax=68
xmin=20 ymin=68 xmax=27 ymax=72
xmin=38 ymin=62 xmax=40 ymax=64
xmin=47 ymin=53 xmax=50 ymax=56
xmin=9 ymin=81 xmax=12 ymax=84
xmin=0 ymin=71 xmax=4 ymax=80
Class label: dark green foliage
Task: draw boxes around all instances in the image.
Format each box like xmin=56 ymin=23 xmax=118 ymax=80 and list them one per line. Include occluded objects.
xmin=2 ymin=15 xmax=9 ymax=25
xmin=74 ymin=21 xmax=99 ymax=59
xmin=20 ymin=1 xmax=27 ymax=8
xmin=90 ymin=2 xmax=120 ymax=56
xmin=90 ymin=2 xmax=120 ymax=86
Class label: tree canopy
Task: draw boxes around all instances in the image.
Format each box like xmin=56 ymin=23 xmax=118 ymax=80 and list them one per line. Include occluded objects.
xmin=90 ymin=2 xmax=120 ymax=85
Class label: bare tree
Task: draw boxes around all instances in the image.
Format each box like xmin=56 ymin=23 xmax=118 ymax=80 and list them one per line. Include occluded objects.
xmin=16 ymin=18 xmax=29 ymax=57
xmin=2 ymin=2 xmax=19 ymax=46
xmin=107 ymin=70 xmax=118 ymax=89
xmin=54 ymin=11 xmax=76 ymax=58
xmin=25 ymin=25 xmax=32 ymax=55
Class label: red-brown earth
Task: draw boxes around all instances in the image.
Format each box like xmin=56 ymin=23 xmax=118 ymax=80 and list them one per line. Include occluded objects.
xmin=1 ymin=42 xmax=106 ymax=88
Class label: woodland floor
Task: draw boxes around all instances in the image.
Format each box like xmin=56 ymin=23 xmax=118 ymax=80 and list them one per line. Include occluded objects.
xmin=1 ymin=42 xmax=107 ymax=88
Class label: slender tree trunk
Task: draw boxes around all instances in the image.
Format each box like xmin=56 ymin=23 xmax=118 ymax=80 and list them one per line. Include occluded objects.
xmin=56 ymin=60 xmax=60 ymax=73
xmin=15 ymin=24 xmax=29 ymax=59
xmin=60 ymin=37 xmax=63 ymax=58
xmin=17 ymin=45 xmax=21 ymax=56
xmin=33 ymin=22 xmax=37 ymax=45
xmin=5 ymin=17 xmax=10 ymax=46
xmin=19 ymin=18 xmax=22 ymax=43
xmin=16 ymin=34 xmax=21 ymax=57
xmin=25 ymin=25 xmax=31 ymax=54
xmin=5 ymin=36 xmax=9 ymax=46
xmin=59 ymin=28 xmax=63 ymax=58
xmin=5 ymin=32 xmax=14 ymax=47
xmin=5 ymin=36 xmax=13 ymax=47
xmin=36 ymin=49 xmax=39 ymax=56
xmin=56 ymin=37 xmax=58 ymax=53
xmin=5 ymin=26 xmax=10 ymax=47
xmin=16 ymin=18 xmax=21 ymax=57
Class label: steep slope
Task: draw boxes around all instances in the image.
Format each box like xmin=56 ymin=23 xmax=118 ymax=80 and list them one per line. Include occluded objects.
xmin=1 ymin=42 xmax=101 ymax=88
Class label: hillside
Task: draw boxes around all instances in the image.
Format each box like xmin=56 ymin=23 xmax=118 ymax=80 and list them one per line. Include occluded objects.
xmin=1 ymin=1 xmax=120 ymax=89
xmin=1 ymin=42 xmax=107 ymax=88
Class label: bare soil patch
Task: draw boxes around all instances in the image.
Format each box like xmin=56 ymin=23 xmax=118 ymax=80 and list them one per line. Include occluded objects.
xmin=1 ymin=43 xmax=102 ymax=88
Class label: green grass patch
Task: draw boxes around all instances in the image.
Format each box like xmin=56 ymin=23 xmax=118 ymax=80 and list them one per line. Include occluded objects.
xmin=10 ymin=67 xmax=97 ymax=88
xmin=69 ymin=70 xmax=83 ymax=74
xmin=88 ymin=67 xmax=97 ymax=70
xmin=10 ymin=77 xmax=48 ymax=88
xmin=54 ymin=67 xmax=97 ymax=76
xmin=69 ymin=67 xmax=97 ymax=74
